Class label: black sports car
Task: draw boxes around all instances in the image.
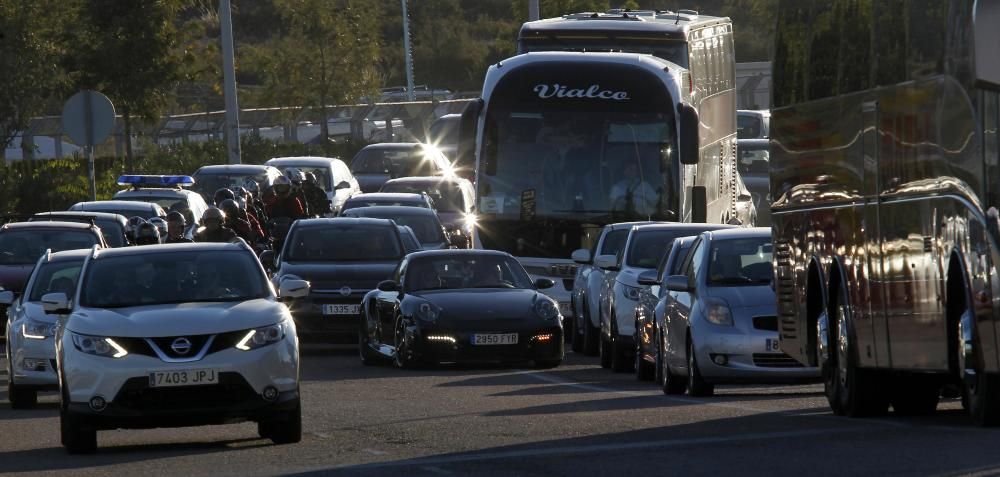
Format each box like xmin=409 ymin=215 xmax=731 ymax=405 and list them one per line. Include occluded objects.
xmin=359 ymin=250 xmax=564 ymax=368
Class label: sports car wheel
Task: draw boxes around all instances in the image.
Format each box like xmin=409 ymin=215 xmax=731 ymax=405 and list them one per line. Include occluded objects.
xmin=394 ymin=318 xmax=416 ymax=369
xmin=358 ymin=315 xmax=380 ymax=366
xmin=686 ymin=339 xmax=714 ymax=397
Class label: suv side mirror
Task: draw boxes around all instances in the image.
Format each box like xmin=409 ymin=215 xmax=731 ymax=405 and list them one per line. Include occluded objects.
xmin=335 ymin=180 xmax=351 ymax=190
xmin=377 ymin=280 xmax=400 ymax=292
xmin=260 ymin=250 xmax=276 ymax=272
xmin=41 ymin=292 xmax=71 ymax=315
xmin=278 ymin=279 xmax=310 ymax=299
xmin=594 ymin=254 xmax=619 ymax=271
xmin=0 ymin=290 xmax=14 ymax=306
xmin=637 ymin=270 xmax=659 ymax=286
xmin=664 ymin=275 xmax=692 ymax=292
xmin=533 ymin=278 xmax=555 ymax=290
xmin=571 ymin=248 xmax=591 ymax=264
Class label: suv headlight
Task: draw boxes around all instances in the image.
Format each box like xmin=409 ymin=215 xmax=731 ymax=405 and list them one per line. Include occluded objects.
xmin=235 ymin=322 xmax=285 ymax=351
xmin=620 ymin=282 xmax=642 ymax=301
xmin=703 ymin=298 xmax=734 ymax=326
xmin=71 ymin=332 xmax=128 ymax=358
xmin=22 ymin=319 xmax=57 ymax=340
xmin=534 ymin=298 xmax=559 ymax=320
xmin=416 ymin=302 xmax=441 ymax=322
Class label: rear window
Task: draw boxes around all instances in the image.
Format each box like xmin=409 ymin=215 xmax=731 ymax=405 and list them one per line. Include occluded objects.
xmin=29 ymin=260 xmax=84 ymax=301
xmin=357 ymin=213 xmax=445 ymax=245
xmin=273 ymin=166 xmax=332 ymax=191
xmin=192 ymin=172 xmax=271 ymax=196
xmin=625 ymin=230 xmax=691 ymax=268
xmin=286 ymin=224 xmax=401 ymax=261
xmin=708 ymin=237 xmax=773 ymax=285
xmin=125 ymin=196 xmax=187 ymax=213
xmin=380 ymin=182 xmax=464 ymax=212
xmin=0 ymin=229 xmax=100 ymax=265
xmin=351 ymin=147 xmax=440 ymax=176
xmin=342 ymin=198 xmax=430 ymax=211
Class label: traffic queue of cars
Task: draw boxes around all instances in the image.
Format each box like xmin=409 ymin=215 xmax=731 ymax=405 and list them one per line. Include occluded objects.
xmin=569 ymin=222 xmax=819 ymax=397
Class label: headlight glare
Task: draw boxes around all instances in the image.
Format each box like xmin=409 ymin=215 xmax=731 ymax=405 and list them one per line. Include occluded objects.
xmin=534 ymin=298 xmax=559 ymax=320
xmin=71 ymin=333 xmax=128 ymax=358
xmin=236 ymin=323 xmax=285 ymax=351
xmin=22 ymin=320 xmax=56 ymax=340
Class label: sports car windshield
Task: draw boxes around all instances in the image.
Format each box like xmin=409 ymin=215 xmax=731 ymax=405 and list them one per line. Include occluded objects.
xmin=0 ymin=230 xmax=101 ymax=265
xmin=708 ymin=237 xmax=773 ymax=286
xmin=406 ymin=255 xmax=532 ymax=292
xmin=80 ymin=250 xmax=269 ymax=308
xmin=28 ymin=260 xmax=84 ymax=301
xmin=286 ymin=224 xmax=402 ymax=262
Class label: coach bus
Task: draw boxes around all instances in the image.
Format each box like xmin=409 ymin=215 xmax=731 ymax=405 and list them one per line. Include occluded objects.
xmin=457 ymin=11 xmax=753 ymax=326
xmin=771 ymin=0 xmax=1000 ymax=424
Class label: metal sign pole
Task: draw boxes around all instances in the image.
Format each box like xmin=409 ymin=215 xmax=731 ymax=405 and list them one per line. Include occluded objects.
xmin=402 ymin=0 xmax=415 ymax=101
xmin=220 ymin=0 xmax=242 ymax=164
xmin=83 ymin=90 xmax=97 ymax=201
xmin=87 ymin=146 xmax=97 ymax=201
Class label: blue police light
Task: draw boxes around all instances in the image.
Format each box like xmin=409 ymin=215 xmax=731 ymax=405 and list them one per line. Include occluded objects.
xmin=116 ymin=175 xmax=195 ymax=187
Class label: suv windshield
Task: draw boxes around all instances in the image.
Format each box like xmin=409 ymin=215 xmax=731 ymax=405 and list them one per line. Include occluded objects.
xmin=625 ymin=230 xmax=692 ymax=269
xmin=286 ymin=224 xmax=402 ymax=261
xmin=29 ymin=260 xmax=84 ymax=301
xmin=381 ymin=183 xmax=464 ymax=212
xmin=192 ymin=172 xmax=272 ymax=197
xmin=708 ymin=237 xmax=773 ymax=285
xmin=0 ymin=230 xmax=100 ymax=265
xmin=406 ymin=255 xmax=532 ymax=292
xmin=80 ymin=250 xmax=269 ymax=308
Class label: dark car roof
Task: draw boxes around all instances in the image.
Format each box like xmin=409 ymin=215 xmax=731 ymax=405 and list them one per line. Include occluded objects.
xmin=195 ymin=164 xmax=273 ymax=174
xmin=342 ymin=206 xmax=437 ymax=218
xmin=92 ymin=241 xmax=248 ymax=260
xmin=294 ymin=217 xmax=398 ymax=229
xmin=704 ymin=227 xmax=771 ymax=240
xmin=32 ymin=211 xmax=128 ymax=224
xmin=631 ymin=223 xmax=736 ymax=233
xmin=345 ymin=193 xmax=426 ymax=202
xmin=2 ymin=221 xmax=98 ymax=231
xmin=43 ymin=248 xmax=94 ymax=263
xmin=406 ymin=249 xmax=512 ymax=260
xmin=382 ymin=176 xmax=465 ymax=187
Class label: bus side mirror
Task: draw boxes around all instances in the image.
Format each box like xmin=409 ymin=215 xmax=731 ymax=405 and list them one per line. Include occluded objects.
xmin=691 ymin=185 xmax=707 ymax=223
xmin=457 ymin=98 xmax=483 ymax=174
xmin=679 ymin=103 xmax=700 ymax=165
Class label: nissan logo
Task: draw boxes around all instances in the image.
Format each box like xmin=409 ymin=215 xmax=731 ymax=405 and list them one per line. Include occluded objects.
xmin=171 ymin=337 xmax=193 ymax=355
xmin=339 ymin=286 xmax=352 ymax=296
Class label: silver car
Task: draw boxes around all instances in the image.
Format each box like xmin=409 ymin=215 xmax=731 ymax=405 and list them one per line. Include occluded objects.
xmin=659 ymin=228 xmax=819 ymax=396
xmin=3 ymin=249 xmax=88 ymax=408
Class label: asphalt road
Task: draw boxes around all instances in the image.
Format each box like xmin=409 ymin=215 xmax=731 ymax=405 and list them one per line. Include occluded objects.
xmin=2 ymin=343 xmax=999 ymax=477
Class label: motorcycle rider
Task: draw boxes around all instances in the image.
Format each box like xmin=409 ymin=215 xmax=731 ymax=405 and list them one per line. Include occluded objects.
xmin=263 ymin=176 xmax=306 ymax=221
xmin=301 ymin=171 xmax=332 ymax=217
xmin=125 ymin=216 xmax=145 ymax=245
xmin=284 ymin=168 xmax=312 ymax=217
xmin=148 ymin=217 xmax=169 ymax=242
xmin=214 ymin=187 xmax=237 ymax=208
xmin=133 ymin=221 xmax=161 ymax=245
xmin=193 ymin=207 xmax=238 ymax=243
xmin=164 ymin=211 xmax=193 ymax=243
xmin=219 ymin=198 xmax=263 ymax=244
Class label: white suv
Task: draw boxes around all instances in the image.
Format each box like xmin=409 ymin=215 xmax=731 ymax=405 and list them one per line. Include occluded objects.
xmin=51 ymin=242 xmax=308 ymax=453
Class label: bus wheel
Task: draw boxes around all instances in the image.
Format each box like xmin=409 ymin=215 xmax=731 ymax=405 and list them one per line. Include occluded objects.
xmin=959 ymin=308 xmax=1000 ymax=426
xmin=825 ymin=289 xmax=888 ymax=417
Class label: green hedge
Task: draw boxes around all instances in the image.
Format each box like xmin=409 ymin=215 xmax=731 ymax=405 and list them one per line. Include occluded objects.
xmin=0 ymin=137 xmax=367 ymax=215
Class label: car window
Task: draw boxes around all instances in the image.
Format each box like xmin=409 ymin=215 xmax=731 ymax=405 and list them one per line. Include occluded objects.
xmin=192 ymin=172 xmax=270 ymax=197
xmin=625 ymin=230 xmax=691 ymax=268
xmin=0 ymin=229 xmax=101 ymax=265
xmin=380 ymin=182 xmax=464 ymax=212
xmin=127 ymin=196 xmax=188 ymax=213
xmin=708 ymin=237 xmax=773 ymax=286
xmin=365 ymin=214 xmax=444 ymax=245
xmin=599 ymin=229 xmax=629 ymax=256
xmin=682 ymin=238 xmax=703 ymax=284
xmin=405 ymin=255 xmax=531 ymax=292
xmin=275 ymin=166 xmax=332 ymax=191
xmin=286 ymin=224 xmax=402 ymax=262
xmin=669 ymin=243 xmax=694 ymax=276
xmin=398 ymin=227 xmax=421 ymax=252
xmin=80 ymin=250 xmax=268 ymax=308
xmin=28 ymin=260 xmax=84 ymax=301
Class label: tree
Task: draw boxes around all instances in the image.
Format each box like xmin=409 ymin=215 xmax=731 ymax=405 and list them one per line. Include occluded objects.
xmin=0 ymin=0 xmax=76 ymax=159
xmin=246 ymin=0 xmax=382 ymax=150
xmin=69 ymin=0 xmax=190 ymax=172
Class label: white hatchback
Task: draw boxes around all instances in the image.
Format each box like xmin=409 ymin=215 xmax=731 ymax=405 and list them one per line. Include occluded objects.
xmin=50 ymin=242 xmax=309 ymax=453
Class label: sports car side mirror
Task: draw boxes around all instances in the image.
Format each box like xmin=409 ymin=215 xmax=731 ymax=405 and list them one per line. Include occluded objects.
xmin=41 ymin=292 xmax=71 ymax=315
xmin=279 ymin=279 xmax=310 ymax=299
xmin=571 ymin=248 xmax=591 ymax=264
xmin=637 ymin=270 xmax=659 ymax=286
xmin=0 ymin=290 xmax=14 ymax=306
xmin=534 ymin=278 xmax=555 ymax=290
xmin=377 ymin=280 xmax=400 ymax=292
xmin=664 ymin=275 xmax=692 ymax=292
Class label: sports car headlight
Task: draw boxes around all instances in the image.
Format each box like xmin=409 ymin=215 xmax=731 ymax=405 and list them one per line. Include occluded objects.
xmin=416 ymin=302 xmax=441 ymax=322
xmin=22 ymin=319 xmax=57 ymax=340
xmin=704 ymin=298 xmax=734 ymax=327
xmin=235 ymin=323 xmax=285 ymax=351
xmin=71 ymin=332 xmax=128 ymax=358
xmin=620 ymin=283 xmax=642 ymax=301
xmin=534 ymin=298 xmax=559 ymax=320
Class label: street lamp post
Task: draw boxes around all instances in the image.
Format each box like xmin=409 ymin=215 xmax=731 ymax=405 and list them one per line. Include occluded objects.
xmin=402 ymin=0 xmax=415 ymax=101
xmin=220 ymin=0 xmax=242 ymax=164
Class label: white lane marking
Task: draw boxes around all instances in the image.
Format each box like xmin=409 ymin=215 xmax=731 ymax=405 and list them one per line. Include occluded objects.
xmin=363 ymin=448 xmax=389 ymax=456
xmin=333 ymin=427 xmax=861 ymax=471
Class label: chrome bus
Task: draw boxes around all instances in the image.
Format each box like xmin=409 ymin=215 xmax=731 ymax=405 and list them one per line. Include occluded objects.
xmin=457 ymin=11 xmax=752 ymax=325
xmin=771 ymin=0 xmax=1000 ymax=424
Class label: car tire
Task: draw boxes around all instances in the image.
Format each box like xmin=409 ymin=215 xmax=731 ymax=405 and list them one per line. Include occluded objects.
xmin=534 ymin=359 xmax=561 ymax=369
xmin=610 ymin=317 xmax=633 ymax=373
xmin=654 ymin=328 xmax=664 ymax=385
xmin=955 ymin=295 xmax=1000 ymax=426
xmin=890 ymin=377 xmax=941 ymax=416
xmin=570 ymin=310 xmax=585 ymax=353
xmin=634 ymin=322 xmax=654 ymax=381
xmin=358 ymin=314 xmax=380 ymax=366
xmin=60 ymin=408 xmax=97 ymax=454
xmin=660 ymin=328 xmax=686 ymax=394
xmin=7 ymin=348 xmax=38 ymax=409
xmin=265 ymin=399 xmax=302 ymax=445
xmin=599 ymin=325 xmax=612 ymax=369
xmin=823 ymin=289 xmax=889 ymax=417
xmin=686 ymin=339 xmax=714 ymax=397
xmin=394 ymin=317 xmax=417 ymax=369
xmin=582 ymin=303 xmax=600 ymax=356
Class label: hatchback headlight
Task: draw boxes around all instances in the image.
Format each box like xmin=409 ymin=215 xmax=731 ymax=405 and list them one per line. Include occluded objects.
xmin=22 ymin=319 xmax=57 ymax=340
xmin=704 ymin=298 xmax=734 ymax=327
xmin=235 ymin=323 xmax=285 ymax=351
xmin=534 ymin=298 xmax=559 ymax=320
xmin=416 ymin=302 xmax=441 ymax=322
xmin=620 ymin=283 xmax=642 ymax=301
xmin=71 ymin=332 xmax=128 ymax=358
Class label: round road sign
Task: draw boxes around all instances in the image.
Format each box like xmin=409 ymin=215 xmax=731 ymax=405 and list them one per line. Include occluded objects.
xmin=61 ymin=91 xmax=116 ymax=147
